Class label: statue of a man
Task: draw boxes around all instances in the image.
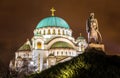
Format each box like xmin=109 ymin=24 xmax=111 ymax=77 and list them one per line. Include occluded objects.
xmin=86 ymin=13 xmax=102 ymax=43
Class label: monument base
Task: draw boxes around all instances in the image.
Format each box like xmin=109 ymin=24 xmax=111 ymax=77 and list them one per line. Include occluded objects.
xmin=88 ymin=43 xmax=105 ymax=51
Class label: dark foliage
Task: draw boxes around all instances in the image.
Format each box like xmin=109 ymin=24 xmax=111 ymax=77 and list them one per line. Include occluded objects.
xmin=0 ymin=60 xmax=9 ymax=78
xmin=28 ymin=48 xmax=120 ymax=78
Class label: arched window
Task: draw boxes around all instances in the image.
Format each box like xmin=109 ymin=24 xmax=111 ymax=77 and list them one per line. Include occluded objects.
xmin=61 ymin=51 xmax=63 ymax=55
xmin=66 ymin=31 xmax=68 ymax=36
xmin=48 ymin=29 xmax=51 ymax=35
xmin=37 ymin=42 xmax=42 ymax=49
xmin=39 ymin=31 xmax=41 ymax=34
xmin=57 ymin=51 xmax=59 ymax=55
xmin=81 ymin=44 xmax=84 ymax=51
xmin=58 ymin=29 xmax=61 ymax=35
xmin=52 ymin=29 xmax=55 ymax=35
xmin=61 ymin=51 xmax=63 ymax=56
xmin=63 ymin=30 xmax=64 ymax=35
xmin=69 ymin=52 xmax=71 ymax=55
xmin=43 ymin=30 xmax=45 ymax=35
xmin=66 ymin=52 xmax=67 ymax=55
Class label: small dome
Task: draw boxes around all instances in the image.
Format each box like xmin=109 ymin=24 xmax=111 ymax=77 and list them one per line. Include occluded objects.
xmin=36 ymin=16 xmax=70 ymax=29
xmin=76 ymin=36 xmax=85 ymax=40
xmin=76 ymin=34 xmax=86 ymax=42
xmin=76 ymin=33 xmax=85 ymax=41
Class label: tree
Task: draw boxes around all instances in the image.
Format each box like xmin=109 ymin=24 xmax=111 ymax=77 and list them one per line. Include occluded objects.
xmin=28 ymin=48 xmax=120 ymax=78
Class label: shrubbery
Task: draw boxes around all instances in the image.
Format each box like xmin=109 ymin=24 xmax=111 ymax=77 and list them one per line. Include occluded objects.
xmin=27 ymin=48 xmax=120 ymax=78
xmin=0 ymin=60 xmax=9 ymax=78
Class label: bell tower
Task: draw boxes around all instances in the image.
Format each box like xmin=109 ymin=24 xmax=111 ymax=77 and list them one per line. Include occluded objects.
xmin=32 ymin=32 xmax=45 ymax=72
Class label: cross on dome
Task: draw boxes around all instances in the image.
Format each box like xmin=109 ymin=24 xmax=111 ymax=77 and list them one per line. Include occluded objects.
xmin=50 ymin=7 xmax=56 ymax=16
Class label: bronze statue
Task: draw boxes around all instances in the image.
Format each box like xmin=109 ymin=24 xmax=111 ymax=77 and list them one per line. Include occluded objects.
xmin=86 ymin=13 xmax=102 ymax=43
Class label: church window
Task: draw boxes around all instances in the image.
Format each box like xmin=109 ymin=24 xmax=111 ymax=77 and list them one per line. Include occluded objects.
xmin=58 ymin=29 xmax=60 ymax=35
xmin=61 ymin=51 xmax=63 ymax=55
xmin=48 ymin=29 xmax=51 ymax=35
xmin=66 ymin=52 xmax=67 ymax=55
xmin=81 ymin=44 xmax=84 ymax=51
xmin=43 ymin=30 xmax=45 ymax=35
xmin=66 ymin=31 xmax=69 ymax=36
xmin=69 ymin=52 xmax=71 ymax=55
xmin=37 ymin=42 xmax=42 ymax=49
xmin=63 ymin=30 xmax=64 ymax=35
xmin=52 ymin=29 xmax=55 ymax=35
xmin=39 ymin=31 xmax=41 ymax=34
xmin=57 ymin=51 xmax=59 ymax=55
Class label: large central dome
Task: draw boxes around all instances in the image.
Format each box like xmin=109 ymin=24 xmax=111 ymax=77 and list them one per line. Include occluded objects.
xmin=36 ymin=16 xmax=70 ymax=29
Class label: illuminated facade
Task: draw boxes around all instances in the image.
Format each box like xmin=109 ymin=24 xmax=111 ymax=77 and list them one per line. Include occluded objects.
xmin=9 ymin=8 xmax=87 ymax=73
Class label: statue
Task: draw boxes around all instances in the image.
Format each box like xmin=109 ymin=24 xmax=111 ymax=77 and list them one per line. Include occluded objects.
xmin=86 ymin=13 xmax=102 ymax=44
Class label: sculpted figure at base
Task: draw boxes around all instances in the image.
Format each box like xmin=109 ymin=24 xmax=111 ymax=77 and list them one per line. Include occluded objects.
xmin=86 ymin=13 xmax=102 ymax=44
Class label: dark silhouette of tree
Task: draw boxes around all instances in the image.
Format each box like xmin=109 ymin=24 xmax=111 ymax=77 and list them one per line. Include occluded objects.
xmin=16 ymin=59 xmax=35 ymax=78
xmin=0 ymin=60 xmax=9 ymax=78
xmin=28 ymin=48 xmax=120 ymax=78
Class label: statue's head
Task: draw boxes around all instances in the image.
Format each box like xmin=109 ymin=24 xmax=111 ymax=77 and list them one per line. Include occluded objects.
xmin=90 ymin=13 xmax=94 ymax=18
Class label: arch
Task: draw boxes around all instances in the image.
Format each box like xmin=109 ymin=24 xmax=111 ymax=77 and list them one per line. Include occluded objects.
xmin=58 ymin=29 xmax=60 ymax=35
xmin=47 ymin=37 xmax=76 ymax=49
xmin=47 ymin=29 xmax=51 ymax=35
xmin=63 ymin=30 xmax=65 ymax=35
xmin=39 ymin=31 xmax=41 ymax=34
xmin=52 ymin=29 xmax=55 ymax=35
xmin=43 ymin=30 xmax=45 ymax=35
xmin=37 ymin=42 xmax=42 ymax=49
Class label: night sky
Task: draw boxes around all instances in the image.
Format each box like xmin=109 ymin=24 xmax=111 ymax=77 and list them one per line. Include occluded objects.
xmin=0 ymin=0 xmax=120 ymax=65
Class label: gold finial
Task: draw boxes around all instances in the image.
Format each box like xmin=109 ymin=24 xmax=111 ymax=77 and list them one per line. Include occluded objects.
xmin=50 ymin=7 xmax=56 ymax=16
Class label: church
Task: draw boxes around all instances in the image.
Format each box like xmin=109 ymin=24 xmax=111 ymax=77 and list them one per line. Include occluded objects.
xmin=9 ymin=8 xmax=88 ymax=73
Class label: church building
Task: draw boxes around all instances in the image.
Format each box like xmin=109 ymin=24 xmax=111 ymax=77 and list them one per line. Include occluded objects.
xmin=9 ymin=8 xmax=87 ymax=73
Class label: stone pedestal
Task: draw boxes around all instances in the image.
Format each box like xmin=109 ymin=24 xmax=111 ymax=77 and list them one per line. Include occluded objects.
xmin=88 ymin=43 xmax=105 ymax=51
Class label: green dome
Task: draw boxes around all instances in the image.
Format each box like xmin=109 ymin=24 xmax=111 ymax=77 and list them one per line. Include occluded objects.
xmin=36 ymin=16 xmax=70 ymax=29
xmin=50 ymin=41 xmax=73 ymax=49
xmin=76 ymin=34 xmax=85 ymax=40
xmin=76 ymin=36 xmax=85 ymax=40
